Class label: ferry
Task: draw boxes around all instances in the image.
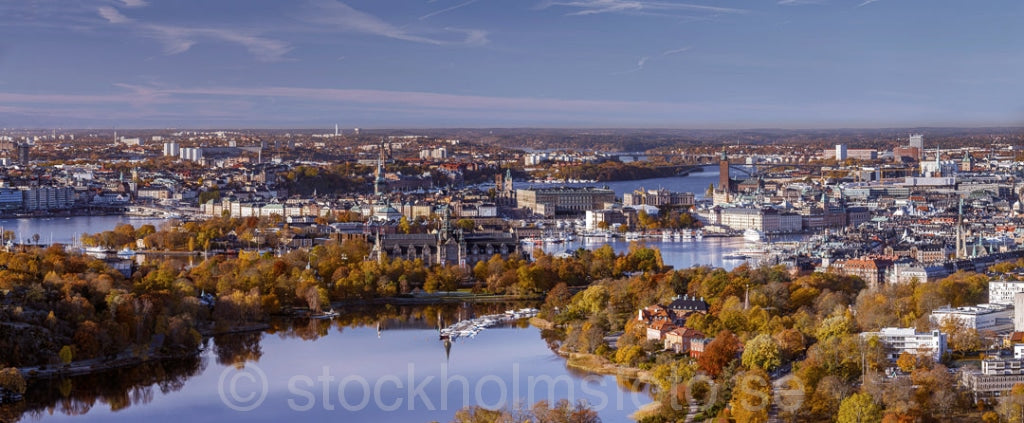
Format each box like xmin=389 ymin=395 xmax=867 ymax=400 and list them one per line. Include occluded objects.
xmin=743 ymin=229 xmax=764 ymax=242
xmin=116 ymin=248 xmax=136 ymax=258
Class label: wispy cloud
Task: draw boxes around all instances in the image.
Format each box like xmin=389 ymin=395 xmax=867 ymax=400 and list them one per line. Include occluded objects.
xmin=777 ymin=0 xmax=824 ymax=5
xmin=662 ymin=46 xmax=691 ymax=56
xmin=538 ymin=0 xmax=746 ymax=17
xmin=420 ymin=0 xmax=479 ymax=20
xmin=98 ymin=6 xmax=129 ymax=23
xmin=96 ymin=6 xmax=292 ymax=61
xmin=300 ymin=0 xmax=488 ymax=46
xmin=612 ymin=56 xmax=649 ymax=74
xmin=121 ymin=0 xmax=148 ymax=8
xmin=857 ymin=0 xmax=883 ymax=7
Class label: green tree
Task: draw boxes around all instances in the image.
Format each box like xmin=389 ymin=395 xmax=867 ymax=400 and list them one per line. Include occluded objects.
xmin=837 ymin=392 xmax=882 ymax=423
xmin=741 ymin=333 xmax=782 ymax=372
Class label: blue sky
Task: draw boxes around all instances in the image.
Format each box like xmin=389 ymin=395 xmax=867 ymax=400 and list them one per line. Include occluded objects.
xmin=0 ymin=0 xmax=1021 ymax=129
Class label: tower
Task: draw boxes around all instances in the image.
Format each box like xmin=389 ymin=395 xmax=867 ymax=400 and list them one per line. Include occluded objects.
xmin=718 ymin=149 xmax=731 ymax=193
xmin=374 ymin=139 xmax=386 ymax=198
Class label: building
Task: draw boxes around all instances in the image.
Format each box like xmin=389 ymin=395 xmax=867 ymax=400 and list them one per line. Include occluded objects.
xmin=834 ymin=257 xmax=894 ymax=288
xmin=929 ymin=304 xmax=1013 ymax=333
xmin=835 ymin=144 xmax=848 ymax=161
xmin=370 ymin=209 xmax=521 ymax=268
xmin=622 ymin=188 xmax=694 ymax=208
xmin=909 ymin=134 xmax=924 ymax=155
xmin=989 ymin=280 xmax=1024 ymax=305
xmin=515 ymin=187 xmax=615 ymax=217
xmin=665 ymin=328 xmax=705 ymax=354
xmin=163 ymin=142 xmax=180 ymax=157
xmin=180 ymin=147 xmax=204 ymax=163
xmin=1016 ymin=293 xmax=1024 ymax=332
xmin=960 ymin=358 xmax=1024 ymax=399
xmin=861 ymin=327 xmax=947 ymax=362
xmin=22 ymin=187 xmax=75 ymax=211
xmin=17 ymin=144 xmax=29 ymax=165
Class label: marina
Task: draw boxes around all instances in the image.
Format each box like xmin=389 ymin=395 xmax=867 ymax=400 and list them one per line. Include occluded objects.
xmin=439 ymin=308 xmax=540 ymax=340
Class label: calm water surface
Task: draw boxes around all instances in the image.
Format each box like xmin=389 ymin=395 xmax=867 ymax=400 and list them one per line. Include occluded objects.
xmin=0 ymin=215 xmax=168 ymax=245
xmin=10 ymin=306 xmax=651 ymax=423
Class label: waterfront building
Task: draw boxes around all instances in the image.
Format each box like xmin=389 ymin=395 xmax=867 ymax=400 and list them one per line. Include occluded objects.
xmin=622 ymin=187 xmax=694 ymax=208
xmin=515 ymin=186 xmax=615 ymax=217
xmin=861 ymin=327 xmax=947 ymax=362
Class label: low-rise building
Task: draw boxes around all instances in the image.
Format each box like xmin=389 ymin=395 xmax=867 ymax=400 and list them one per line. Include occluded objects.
xmin=960 ymin=358 xmax=1024 ymax=399
xmin=929 ymin=303 xmax=1013 ymax=333
xmin=861 ymin=327 xmax=948 ymax=362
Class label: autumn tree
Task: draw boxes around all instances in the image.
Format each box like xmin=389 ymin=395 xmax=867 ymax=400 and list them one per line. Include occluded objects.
xmin=730 ymin=368 xmax=772 ymax=423
xmin=698 ymin=330 xmax=741 ymax=378
xmin=0 ymin=368 xmax=26 ymax=395
xmin=837 ymin=392 xmax=882 ymax=423
xmin=742 ymin=333 xmax=782 ymax=372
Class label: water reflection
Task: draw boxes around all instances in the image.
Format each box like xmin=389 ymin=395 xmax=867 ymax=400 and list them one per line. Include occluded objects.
xmin=1 ymin=356 xmax=204 ymax=423
xmin=4 ymin=301 xmax=656 ymax=423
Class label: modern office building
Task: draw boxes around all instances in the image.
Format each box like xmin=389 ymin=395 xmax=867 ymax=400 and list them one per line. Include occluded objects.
xmin=861 ymin=327 xmax=947 ymax=362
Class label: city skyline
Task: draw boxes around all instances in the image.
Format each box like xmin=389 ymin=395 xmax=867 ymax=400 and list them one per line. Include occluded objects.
xmin=1 ymin=0 xmax=1022 ymax=128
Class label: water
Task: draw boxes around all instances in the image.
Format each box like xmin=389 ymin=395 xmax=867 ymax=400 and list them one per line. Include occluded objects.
xmin=539 ymin=237 xmax=758 ymax=271
xmin=0 ymin=215 xmax=168 ymax=245
xmin=519 ymin=165 xmax=737 ymax=200
xmin=9 ymin=306 xmax=651 ymax=423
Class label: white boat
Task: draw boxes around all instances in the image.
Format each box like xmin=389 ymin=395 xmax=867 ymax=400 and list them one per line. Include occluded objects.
xmin=681 ymin=229 xmax=693 ymax=240
xmin=743 ymin=229 xmax=764 ymax=242
xmin=662 ymin=231 xmax=673 ymax=242
xmin=694 ymin=229 xmax=703 ymax=240
xmin=116 ymin=248 xmax=136 ymax=258
xmin=625 ymin=232 xmax=641 ymax=241
xmin=311 ymin=309 xmax=339 ymax=319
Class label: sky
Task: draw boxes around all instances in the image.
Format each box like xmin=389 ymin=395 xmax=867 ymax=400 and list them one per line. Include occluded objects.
xmin=0 ymin=0 xmax=1022 ymax=129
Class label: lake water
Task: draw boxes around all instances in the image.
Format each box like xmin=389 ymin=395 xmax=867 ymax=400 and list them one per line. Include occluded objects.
xmin=0 ymin=216 xmax=169 ymax=245
xmin=8 ymin=305 xmax=651 ymax=423
xmin=520 ymin=164 xmax=745 ymax=201
xmin=540 ymin=237 xmax=757 ymax=271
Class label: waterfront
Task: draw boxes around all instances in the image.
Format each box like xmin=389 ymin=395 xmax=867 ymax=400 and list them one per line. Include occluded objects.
xmin=8 ymin=305 xmax=650 ymax=423
xmin=0 ymin=215 xmax=168 ymax=245
xmin=540 ymin=237 xmax=760 ymax=271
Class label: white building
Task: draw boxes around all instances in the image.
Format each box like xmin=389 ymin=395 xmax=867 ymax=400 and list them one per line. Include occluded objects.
xmin=990 ymin=280 xmax=1024 ymax=305
xmin=861 ymin=327 xmax=948 ymax=362
xmin=928 ymin=303 xmax=1013 ymax=333
xmin=163 ymin=142 xmax=180 ymax=157
xmin=180 ymin=147 xmax=204 ymax=163
xmin=835 ymin=144 xmax=848 ymax=161
xmin=1015 ymin=293 xmax=1024 ymax=332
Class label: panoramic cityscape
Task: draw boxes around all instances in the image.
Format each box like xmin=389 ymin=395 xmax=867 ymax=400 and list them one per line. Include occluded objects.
xmin=2 ymin=1 xmax=1024 ymax=423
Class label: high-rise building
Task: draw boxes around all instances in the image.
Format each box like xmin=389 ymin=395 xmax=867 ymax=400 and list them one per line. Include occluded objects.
xmin=17 ymin=143 xmax=29 ymax=165
xmin=908 ymin=134 xmax=924 ymax=159
xmin=163 ymin=141 xmax=180 ymax=157
xmin=835 ymin=144 xmax=848 ymax=161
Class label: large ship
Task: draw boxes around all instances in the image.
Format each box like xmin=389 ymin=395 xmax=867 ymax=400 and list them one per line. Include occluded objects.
xmin=743 ymin=228 xmax=764 ymax=242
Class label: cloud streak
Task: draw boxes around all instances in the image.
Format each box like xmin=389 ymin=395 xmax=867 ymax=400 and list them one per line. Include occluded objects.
xmin=662 ymin=46 xmax=691 ymax=56
xmin=300 ymin=0 xmax=488 ymax=45
xmin=538 ymin=0 xmax=746 ymax=17
xmin=420 ymin=0 xmax=479 ymax=20
xmin=96 ymin=5 xmax=292 ymax=61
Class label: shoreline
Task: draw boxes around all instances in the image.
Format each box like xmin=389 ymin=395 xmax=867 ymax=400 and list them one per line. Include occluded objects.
xmin=18 ymin=321 xmax=271 ymax=381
